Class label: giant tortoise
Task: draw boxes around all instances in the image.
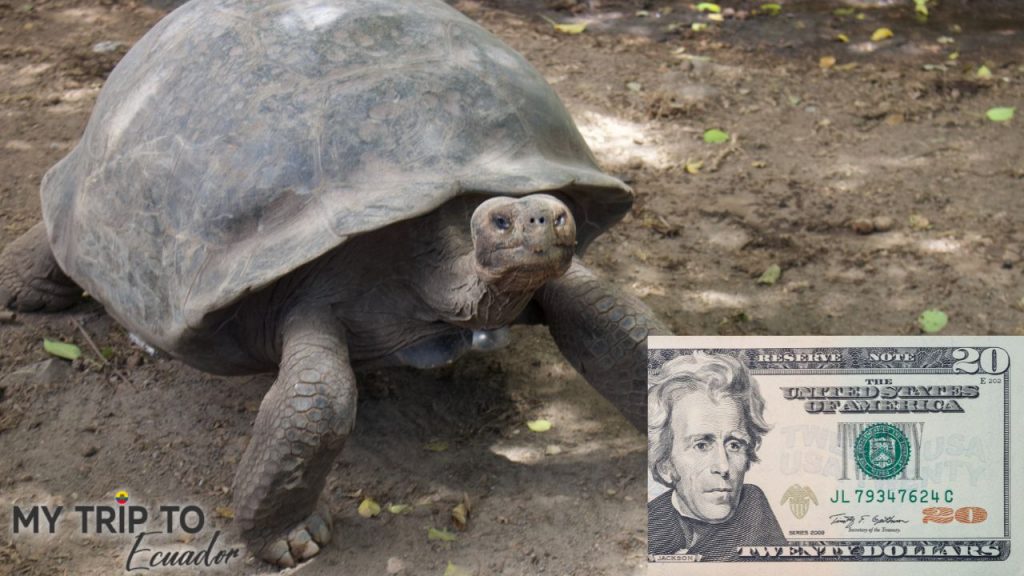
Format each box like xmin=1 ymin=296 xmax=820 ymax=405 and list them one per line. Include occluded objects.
xmin=0 ymin=0 xmax=668 ymax=566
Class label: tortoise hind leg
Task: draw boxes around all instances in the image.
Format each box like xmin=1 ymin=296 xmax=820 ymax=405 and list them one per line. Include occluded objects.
xmin=536 ymin=258 xmax=670 ymax=431
xmin=0 ymin=221 xmax=83 ymax=312
xmin=233 ymin=305 xmax=357 ymax=568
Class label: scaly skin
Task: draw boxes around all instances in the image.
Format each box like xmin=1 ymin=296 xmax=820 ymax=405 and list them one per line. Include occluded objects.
xmin=232 ymin=305 xmax=357 ymax=568
xmin=0 ymin=222 xmax=82 ymax=312
xmin=537 ymin=258 xmax=670 ymax=430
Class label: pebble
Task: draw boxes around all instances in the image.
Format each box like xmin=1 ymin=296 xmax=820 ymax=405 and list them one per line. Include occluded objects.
xmin=92 ymin=41 xmax=124 ymax=54
xmin=851 ymin=216 xmax=895 ymax=235
xmin=386 ymin=557 xmax=406 ymax=574
xmin=872 ymin=216 xmax=895 ymax=232
xmin=850 ymin=218 xmax=875 ymax=235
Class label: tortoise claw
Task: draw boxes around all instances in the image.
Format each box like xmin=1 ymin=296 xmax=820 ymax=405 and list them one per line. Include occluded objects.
xmin=254 ymin=504 xmax=332 ymax=568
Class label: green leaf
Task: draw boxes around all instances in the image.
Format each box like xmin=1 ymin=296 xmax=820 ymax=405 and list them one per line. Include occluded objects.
xmin=703 ymin=129 xmax=729 ymax=143
xmin=428 ymin=527 xmax=457 ymax=542
xmin=918 ymin=309 xmax=948 ymax=334
xmin=526 ymin=419 xmax=552 ymax=432
xmin=387 ymin=503 xmax=411 ymax=515
xmin=43 ymin=338 xmax=81 ymax=361
xmin=757 ymin=264 xmax=782 ymax=285
xmin=696 ymin=2 xmax=721 ymax=13
xmin=760 ymin=3 xmax=782 ymax=16
xmin=914 ymin=0 xmax=929 ymax=16
xmin=833 ymin=7 xmax=855 ymax=16
xmin=358 ymin=498 xmax=381 ymax=518
xmin=691 ymin=22 xmax=708 ymax=32
xmin=986 ymin=107 xmax=1015 ymax=122
xmin=444 ymin=562 xmax=473 ymax=576
xmin=100 ymin=346 xmax=115 ymax=360
xmin=976 ymin=65 xmax=992 ymax=79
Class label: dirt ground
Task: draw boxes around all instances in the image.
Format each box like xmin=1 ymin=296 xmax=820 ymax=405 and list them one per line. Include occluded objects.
xmin=1 ymin=0 xmax=1022 ymax=574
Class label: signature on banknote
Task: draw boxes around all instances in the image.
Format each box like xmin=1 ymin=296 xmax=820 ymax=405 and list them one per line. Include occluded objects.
xmin=829 ymin=513 xmax=911 ymax=529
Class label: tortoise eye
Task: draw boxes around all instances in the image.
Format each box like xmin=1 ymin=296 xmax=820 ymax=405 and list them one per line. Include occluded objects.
xmin=492 ymin=215 xmax=511 ymax=231
xmin=554 ymin=213 xmax=566 ymax=227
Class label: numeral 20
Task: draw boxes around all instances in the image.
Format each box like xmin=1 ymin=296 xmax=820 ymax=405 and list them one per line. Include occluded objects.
xmin=922 ymin=506 xmax=988 ymax=524
xmin=952 ymin=347 xmax=1009 ymax=374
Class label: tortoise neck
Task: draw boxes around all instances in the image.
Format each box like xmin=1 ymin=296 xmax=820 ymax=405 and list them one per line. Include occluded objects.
xmin=422 ymin=253 xmax=538 ymax=329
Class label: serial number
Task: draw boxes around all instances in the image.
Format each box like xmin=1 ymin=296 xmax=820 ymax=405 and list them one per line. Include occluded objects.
xmin=830 ymin=489 xmax=954 ymax=504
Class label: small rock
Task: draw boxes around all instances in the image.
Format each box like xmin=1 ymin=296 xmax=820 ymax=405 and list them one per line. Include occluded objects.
xmin=545 ymin=445 xmax=563 ymax=456
xmin=872 ymin=216 xmax=895 ymax=232
xmin=386 ymin=557 xmax=406 ymax=574
xmin=627 ymin=156 xmax=644 ymax=170
xmin=1001 ymin=249 xmax=1020 ymax=268
xmin=92 ymin=41 xmax=124 ymax=54
xmin=4 ymin=140 xmax=32 ymax=152
xmin=785 ymin=281 xmax=812 ymax=293
xmin=850 ymin=218 xmax=874 ymax=235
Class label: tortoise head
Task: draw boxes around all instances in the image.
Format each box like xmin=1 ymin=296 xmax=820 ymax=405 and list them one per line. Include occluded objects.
xmin=470 ymin=194 xmax=576 ymax=292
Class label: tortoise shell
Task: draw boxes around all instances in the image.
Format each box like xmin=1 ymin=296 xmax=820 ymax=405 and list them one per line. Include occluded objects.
xmin=41 ymin=0 xmax=632 ymax=351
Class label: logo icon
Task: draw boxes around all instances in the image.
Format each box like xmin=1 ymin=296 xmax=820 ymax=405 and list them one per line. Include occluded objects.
xmin=854 ymin=423 xmax=911 ymax=479
xmin=115 ymin=490 xmax=129 ymax=505
xmin=780 ymin=485 xmax=818 ymax=519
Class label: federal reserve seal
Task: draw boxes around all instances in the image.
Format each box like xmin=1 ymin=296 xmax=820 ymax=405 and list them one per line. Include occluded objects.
xmin=854 ymin=423 xmax=911 ymax=479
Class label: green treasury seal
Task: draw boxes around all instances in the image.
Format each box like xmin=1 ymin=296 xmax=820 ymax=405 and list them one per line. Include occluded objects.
xmin=854 ymin=423 xmax=911 ymax=479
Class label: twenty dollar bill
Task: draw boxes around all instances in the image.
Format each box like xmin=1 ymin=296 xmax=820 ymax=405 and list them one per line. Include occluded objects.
xmin=647 ymin=336 xmax=1023 ymax=576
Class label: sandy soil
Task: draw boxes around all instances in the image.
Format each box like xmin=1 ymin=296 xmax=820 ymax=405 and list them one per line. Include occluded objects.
xmin=1 ymin=0 xmax=1022 ymax=574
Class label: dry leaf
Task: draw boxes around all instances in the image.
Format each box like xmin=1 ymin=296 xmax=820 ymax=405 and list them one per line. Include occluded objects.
xmin=451 ymin=503 xmax=469 ymax=531
xmin=358 ymin=498 xmax=382 ymax=518
xmin=871 ymin=28 xmax=894 ymax=42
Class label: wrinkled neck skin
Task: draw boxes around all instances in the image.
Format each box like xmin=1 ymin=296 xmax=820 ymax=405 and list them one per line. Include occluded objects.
xmin=422 ymin=251 xmax=539 ymax=329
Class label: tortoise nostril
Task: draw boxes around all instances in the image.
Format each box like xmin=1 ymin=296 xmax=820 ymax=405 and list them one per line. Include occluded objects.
xmin=538 ymin=216 xmax=545 ymax=224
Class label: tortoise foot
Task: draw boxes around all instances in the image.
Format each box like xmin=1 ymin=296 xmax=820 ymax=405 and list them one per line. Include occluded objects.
xmin=0 ymin=222 xmax=81 ymax=312
xmin=254 ymin=503 xmax=332 ymax=568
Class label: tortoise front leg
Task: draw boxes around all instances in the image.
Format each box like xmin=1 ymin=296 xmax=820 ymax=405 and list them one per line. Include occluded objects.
xmin=536 ymin=258 xmax=670 ymax=430
xmin=0 ymin=222 xmax=83 ymax=312
xmin=233 ymin=306 xmax=356 ymax=568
